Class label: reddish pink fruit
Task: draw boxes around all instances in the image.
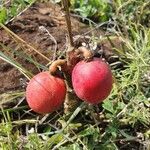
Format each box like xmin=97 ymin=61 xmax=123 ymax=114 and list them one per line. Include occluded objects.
xmin=72 ymin=58 xmax=113 ymax=104
xmin=26 ymin=71 xmax=66 ymax=114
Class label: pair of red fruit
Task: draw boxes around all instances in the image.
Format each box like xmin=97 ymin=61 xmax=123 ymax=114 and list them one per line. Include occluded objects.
xmin=26 ymin=57 xmax=113 ymax=114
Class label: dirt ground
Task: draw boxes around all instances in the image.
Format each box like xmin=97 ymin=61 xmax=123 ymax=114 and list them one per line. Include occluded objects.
xmin=0 ymin=2 xmax=120 ymax=94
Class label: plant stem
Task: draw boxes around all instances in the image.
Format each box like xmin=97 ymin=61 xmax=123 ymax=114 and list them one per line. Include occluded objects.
xmin=62 ymin=0 xmax=74 ymax=48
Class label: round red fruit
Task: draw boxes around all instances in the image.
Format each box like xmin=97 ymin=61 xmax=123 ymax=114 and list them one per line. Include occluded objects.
xmin=26 ymin=71 xmax=66 ymax=114
xmin=72 ymin=58 xmax=113 ymax=104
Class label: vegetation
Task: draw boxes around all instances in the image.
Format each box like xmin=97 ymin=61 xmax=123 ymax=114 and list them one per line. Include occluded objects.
xmin=0 ymin=0 xmax=35 ymax=24
xmin=0 ymin=0 xmax=150 ymax=149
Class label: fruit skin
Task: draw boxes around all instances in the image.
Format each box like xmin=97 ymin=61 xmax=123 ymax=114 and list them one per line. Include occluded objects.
xmin=72 ymin=58 xmax=113 ymax=104
xmin=26 ymin=71 xmax=66 ymax=114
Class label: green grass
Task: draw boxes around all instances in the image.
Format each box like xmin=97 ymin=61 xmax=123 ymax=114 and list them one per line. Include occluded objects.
xmin=0 ymin=0 xmax=36 ymax=24
xmin=0 ymin=0 xmax=150 ymax=149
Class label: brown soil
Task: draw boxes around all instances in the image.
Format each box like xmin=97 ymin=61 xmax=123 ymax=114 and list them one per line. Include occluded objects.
xmin=0 ymin=2 xmax=121 ymax=94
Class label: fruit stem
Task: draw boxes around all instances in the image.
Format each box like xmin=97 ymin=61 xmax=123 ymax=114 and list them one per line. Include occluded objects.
xmin=77 ymin=46 xmax=94 ymax=61
xmin=49 ymin=59 xmax=67 ymax=75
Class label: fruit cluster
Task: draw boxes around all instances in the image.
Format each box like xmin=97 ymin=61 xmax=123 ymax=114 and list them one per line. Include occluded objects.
xmin=26 ymin=47 xmax=113 ymax=114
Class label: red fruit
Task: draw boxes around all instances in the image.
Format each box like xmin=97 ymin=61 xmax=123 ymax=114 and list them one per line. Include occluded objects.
xmin=72 ymin=58 xmax=113 ymax=104
xmin=26 ymin=71 xmax=66 ymax=114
